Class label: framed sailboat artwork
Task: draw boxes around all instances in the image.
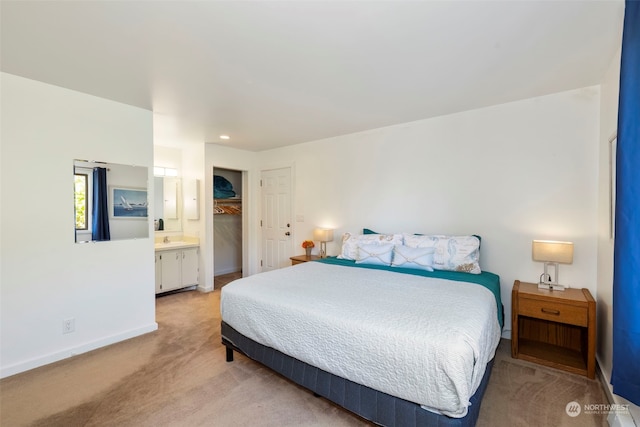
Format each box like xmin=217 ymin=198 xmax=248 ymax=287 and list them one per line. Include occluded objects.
xmin=110 ymin=186 xmax=148 ymax=219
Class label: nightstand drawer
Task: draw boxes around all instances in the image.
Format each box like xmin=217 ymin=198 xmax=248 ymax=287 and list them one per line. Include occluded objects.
xmin=518 ymin=297 xmax=588 ymax=327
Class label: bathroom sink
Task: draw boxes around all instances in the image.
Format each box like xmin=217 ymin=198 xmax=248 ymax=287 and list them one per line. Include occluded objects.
xmin=154 ymin=241 xmax=197 ymax=250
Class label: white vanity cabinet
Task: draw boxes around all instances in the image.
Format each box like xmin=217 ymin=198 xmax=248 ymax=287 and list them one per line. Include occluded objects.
xmin=155 ymin=246 xmax=199 ymax=294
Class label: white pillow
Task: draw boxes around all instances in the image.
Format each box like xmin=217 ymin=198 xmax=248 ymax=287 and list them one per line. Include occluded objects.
xmin=403 ymin=234 xmax=481 ymax=274
xmin=391 ymin=245 xmax=435 ymax=271
xmin=337 ymin=232 xmax=404 ymax=260
xmin=355 ymin=243 xmax=394 ymax=266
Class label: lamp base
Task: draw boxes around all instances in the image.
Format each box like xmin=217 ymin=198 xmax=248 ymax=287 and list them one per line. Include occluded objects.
xmin=538 ymin=264 xmax=566 ymax=290
xmin=538 ymin=282 xmax=566 ymax=291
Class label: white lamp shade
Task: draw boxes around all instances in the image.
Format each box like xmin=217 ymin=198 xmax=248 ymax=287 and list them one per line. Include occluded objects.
xmin=532 ymin=240 xmax=574 ymax=264
xmin=313 ymin=228 xmax=334 ymax=242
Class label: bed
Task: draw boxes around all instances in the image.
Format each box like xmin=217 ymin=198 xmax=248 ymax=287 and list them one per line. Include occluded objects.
xmin=221 ymin=243 xmax=503 ymax=427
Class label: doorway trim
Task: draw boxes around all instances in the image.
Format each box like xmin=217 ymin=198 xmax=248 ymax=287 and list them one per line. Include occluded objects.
xmin=203 ymin=164 xmax=251 ymax=293
xmin=212 ymin=167 xmax=247 ymax=279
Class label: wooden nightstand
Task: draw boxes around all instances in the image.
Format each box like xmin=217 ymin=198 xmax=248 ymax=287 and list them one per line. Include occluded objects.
xmin=290 ymin=255 xmax=320 ymax=265
xmin=511 ymin=280 xmax=596 ymax=378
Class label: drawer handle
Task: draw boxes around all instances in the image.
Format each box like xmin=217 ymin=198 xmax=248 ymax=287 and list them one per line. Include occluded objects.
xmin=541 ymin=308 xmax=560 ymax=315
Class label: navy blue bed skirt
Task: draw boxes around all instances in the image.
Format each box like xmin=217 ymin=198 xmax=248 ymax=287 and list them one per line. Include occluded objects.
xmin=221 ymin=322 xmax=493 ymax=427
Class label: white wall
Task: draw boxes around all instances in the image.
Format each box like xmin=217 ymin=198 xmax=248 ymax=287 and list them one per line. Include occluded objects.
xmin=597 ymin=47 xmax=620 ymax=388
xmin=154 ymin=145 xmax=183 ymax=173
xmin=0 ymin=73 xmax=157 ymax=378
xmin=181 ymin=143 xmax=205 ymax=292
xmin=256 ymin=87 xmax=601 ymax=337
xmin=181 ymin=143 xmax=205 ymax=240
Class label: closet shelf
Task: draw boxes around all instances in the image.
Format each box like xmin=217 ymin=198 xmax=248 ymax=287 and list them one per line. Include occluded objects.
xmin=214 ymin=198 xmax=242 ymax=215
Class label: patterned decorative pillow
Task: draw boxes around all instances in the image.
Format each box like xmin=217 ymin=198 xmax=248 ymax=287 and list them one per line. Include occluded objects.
xmin=355 ymin=243 xmax=394 ymax=266
xmin=337 ymin=232 xmax=404 ymax=260
xmin=402 ymin=234 xmax=481 ymax=274
xmin=391 ymin=245 xmax=435 ymax=271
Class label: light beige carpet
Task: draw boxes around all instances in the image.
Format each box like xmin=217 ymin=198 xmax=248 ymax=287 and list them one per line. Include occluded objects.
xmin=0 ymin=285 xmax=608 ymax=427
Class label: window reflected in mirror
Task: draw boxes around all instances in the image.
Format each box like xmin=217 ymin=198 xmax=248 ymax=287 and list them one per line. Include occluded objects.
xmin=74 ymin=171 xmax=90 ymax=230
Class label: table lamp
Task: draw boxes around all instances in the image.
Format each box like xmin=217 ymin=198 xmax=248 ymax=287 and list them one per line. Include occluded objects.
xmin=532 ymin=240 xmax=574 ymax=291
xmin=313 ymin=228 xmax=334 ymax=258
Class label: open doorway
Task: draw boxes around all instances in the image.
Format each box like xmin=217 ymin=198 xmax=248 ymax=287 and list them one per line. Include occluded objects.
xmin=213 ymin=167 xmax=243 ymax=287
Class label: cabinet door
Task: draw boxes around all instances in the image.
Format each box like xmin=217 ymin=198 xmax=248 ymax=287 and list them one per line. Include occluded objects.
xmin=163 ymin=177 xmax=178 ymax=219
xmin=160 ymin=250 xmax=181 ymax=292
xmin=155 ymin=253 xmax=162 ymax=293
xmin=184 ymin=179 xmax=199 ymax=220
xmin=181 ymin=248 xmax=199 ymax=287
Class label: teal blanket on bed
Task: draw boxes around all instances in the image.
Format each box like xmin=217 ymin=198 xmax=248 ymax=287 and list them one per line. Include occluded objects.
xmin=316 ymin=257 xmax=504 ymax=328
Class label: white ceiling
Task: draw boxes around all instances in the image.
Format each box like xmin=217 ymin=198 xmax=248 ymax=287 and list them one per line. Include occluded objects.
xmin=1 ymin=1 xmax=624 ymax=151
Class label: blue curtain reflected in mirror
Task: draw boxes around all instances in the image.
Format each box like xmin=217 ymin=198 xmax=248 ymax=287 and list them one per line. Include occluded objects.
xmin=91 ymin=167 xmax=111 ymax=241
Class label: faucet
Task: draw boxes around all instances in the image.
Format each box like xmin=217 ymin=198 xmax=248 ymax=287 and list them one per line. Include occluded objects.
xmin=163 ymin=236 xmax=170 ymax=243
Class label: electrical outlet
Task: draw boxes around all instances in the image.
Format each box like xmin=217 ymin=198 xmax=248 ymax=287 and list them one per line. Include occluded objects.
xmin=63 ymin=318 xmax=75 ymax=334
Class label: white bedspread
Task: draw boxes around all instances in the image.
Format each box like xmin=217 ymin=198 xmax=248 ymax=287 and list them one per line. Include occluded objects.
xmin=220 ymin=262 xmax=501 ymax=418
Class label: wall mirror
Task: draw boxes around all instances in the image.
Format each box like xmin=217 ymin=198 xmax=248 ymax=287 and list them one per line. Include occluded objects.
xmin=74 ymin=160 xmax=149 ymax=243
xmin=153 ymin=175 xmax=182 ymax=232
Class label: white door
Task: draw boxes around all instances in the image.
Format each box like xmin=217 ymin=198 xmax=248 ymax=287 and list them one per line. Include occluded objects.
xmin=261 ymin=168 xmax=292 ymax=271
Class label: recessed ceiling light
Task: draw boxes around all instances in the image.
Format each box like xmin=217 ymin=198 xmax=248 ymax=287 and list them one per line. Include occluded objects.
xmin=220 ymin=135 xmax=230 ymax=140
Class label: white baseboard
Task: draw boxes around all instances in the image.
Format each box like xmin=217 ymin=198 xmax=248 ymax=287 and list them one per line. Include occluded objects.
xmin=0 ymin=322 xmax=158 ymax=379
xmin=608 ymin=411 xmax=637 ymax=427
xmin=598 ymin=362 xmax=638 ymax=427
xmin=598 ymin=361 xmax=614 ymax=403
xmin=197 ymin=285 xmax=214 ymax=293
